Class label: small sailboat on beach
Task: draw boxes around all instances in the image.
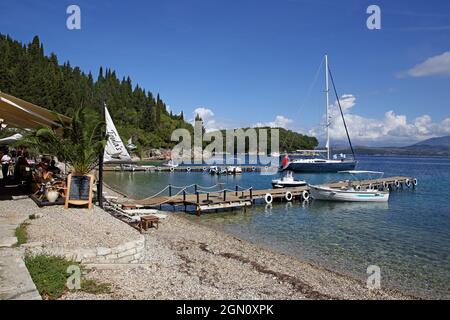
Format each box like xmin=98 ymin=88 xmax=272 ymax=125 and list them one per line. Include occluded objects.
xmin=104 ymin=105 xmax=132 ymax=163
xmin=283 ymin=54 xmax=357 ymax=173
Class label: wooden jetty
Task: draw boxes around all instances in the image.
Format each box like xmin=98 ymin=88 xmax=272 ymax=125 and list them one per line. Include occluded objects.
xmin=104 ymin=164 xmax=277 ymax=173
xmin=122 ymin=175 xmax=417 ymax=215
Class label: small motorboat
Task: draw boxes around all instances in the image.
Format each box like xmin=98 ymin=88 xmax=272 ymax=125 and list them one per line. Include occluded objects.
xmin=227 ymin=166 xmax=236 ymax=174
xmin=271 ymin=171 xmax=307 ymax=188
xmin=163 ymin=159 xmax=179 ymax=168
xmin=227 ymin=166 xmax=242 ymax=175
xmin=309 ymin=171 xmax=389 ymax=202
xmin=309 ymin=185 xmax=389 ymax=202
xmin=209 ymin=166 xmax=219 ymax=175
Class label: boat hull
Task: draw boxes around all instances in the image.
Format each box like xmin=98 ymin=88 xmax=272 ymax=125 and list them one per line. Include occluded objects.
xmin=285 ymin=160 xmax=357 ymax=172
xmin=309 ymin=185 xmax=389 ymax=202
xmin=271 ymin=182 xmax=307 ymax=188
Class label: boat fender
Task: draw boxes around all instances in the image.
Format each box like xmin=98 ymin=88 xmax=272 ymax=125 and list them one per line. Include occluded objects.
xmin=203 ymin=167 xmax=207 ymax=172
xmin=413 ymin=178 xmax=418 ymax=187
xmin=264 ymin=193 xmax=273 ymax=204
xmin=368 ymin=183 xmax=373 ymax=190
xmin=394 ymin=180 xmax=400 ymax=188
xmin=252 ymin=166 xmax=256 ymax=171
xmin=170 ymin=167 xmax=174 ymax=172
xmin=355 ymin=185 xmax=361 ymax=191
xmin=285 ymin=191 xmax=293 ymax=202
xmin=186 ymin=167 xmax=191 ymax=172
xmin=405 ymin=179 xmax=411 ymax=187
xmin=383 ymin=181 xmax=389 ymax=190
xmin=302 ymin=190 xmax=310 ymax=201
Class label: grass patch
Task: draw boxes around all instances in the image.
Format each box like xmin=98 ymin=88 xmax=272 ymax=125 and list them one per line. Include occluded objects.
xmin=15 ymin=222 xmax=28 ymax=246
xmin=24 ymin=254 xmax=77 ymax=300
xmin=24 ymin=254 xmax=113 ymax=299
xmin=81 ymin=279 xmax=112 ymax=295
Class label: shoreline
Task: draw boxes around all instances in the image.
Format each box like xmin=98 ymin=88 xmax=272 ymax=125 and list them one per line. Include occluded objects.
xmin=61 ymin=184 xmax=415 ymax=300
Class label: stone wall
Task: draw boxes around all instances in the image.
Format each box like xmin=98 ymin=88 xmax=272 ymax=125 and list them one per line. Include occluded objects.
xmin=26 ymin=236 xmax=146 ymax=265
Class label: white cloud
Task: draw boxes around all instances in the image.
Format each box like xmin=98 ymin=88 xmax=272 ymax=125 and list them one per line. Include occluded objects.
xmin=400 ymin=51 xmax=450 ymax=77
xmin=191 ymin=107 xmax=217 ymax=132
xmin=310 ymin=94 xmax=450 ymax=146
xmin=254 ymin=115 xmax=293 ymax=129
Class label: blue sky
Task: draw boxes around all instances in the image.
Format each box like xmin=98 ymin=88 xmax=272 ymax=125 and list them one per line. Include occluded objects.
xmin=1 ymin=0 xmax=450 ymax=146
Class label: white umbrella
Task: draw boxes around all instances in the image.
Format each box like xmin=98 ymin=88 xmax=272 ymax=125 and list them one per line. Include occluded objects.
xmin=0 ymin=133 xmax=23 ymax=144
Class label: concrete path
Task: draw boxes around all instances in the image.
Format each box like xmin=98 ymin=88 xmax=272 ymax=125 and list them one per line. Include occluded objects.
xmin=0 ymin=206 xmax=41 ymax=300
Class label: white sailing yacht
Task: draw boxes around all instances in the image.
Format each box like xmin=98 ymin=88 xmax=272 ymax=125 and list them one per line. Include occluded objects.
xmin=283 ymin=54 xmax=357 ymax=172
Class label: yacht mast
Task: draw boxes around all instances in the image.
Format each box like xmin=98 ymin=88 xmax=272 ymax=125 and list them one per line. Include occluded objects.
xmin=325 ymin=54 xmax=330 ymax=160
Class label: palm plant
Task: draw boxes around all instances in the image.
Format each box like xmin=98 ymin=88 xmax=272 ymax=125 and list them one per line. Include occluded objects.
xmin=20 ymin=106 xmax=107 ymax=175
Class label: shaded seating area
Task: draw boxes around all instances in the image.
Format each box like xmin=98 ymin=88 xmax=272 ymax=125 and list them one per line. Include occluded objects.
xmin=0 ymin=92 xmax=71 ymax=205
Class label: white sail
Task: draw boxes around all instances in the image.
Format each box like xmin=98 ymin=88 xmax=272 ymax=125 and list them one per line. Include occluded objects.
xmin=104 ymin=105 xmax=131 ymax=162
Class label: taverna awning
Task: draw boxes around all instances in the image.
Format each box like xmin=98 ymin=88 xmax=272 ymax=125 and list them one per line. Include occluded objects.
xmin=0 ymin=91 xmax=71 ymax=130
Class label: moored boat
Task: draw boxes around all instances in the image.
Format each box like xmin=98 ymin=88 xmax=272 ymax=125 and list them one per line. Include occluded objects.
xmin=309 ymin=171 xmax=390 ymax=202
xmin=271 ymin=171 xmax=307 ymax=188
xmin=309 ymin=185 xmax=389 ymax=202
xmin=282 ymin=54 xmax=357 ymax=173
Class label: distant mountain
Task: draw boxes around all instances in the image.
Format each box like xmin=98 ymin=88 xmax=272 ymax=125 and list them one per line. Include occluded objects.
xmin=332 ymin=135 xmax=450 ymax=156
xmin=410 ymin=135 xmax=450 ymax=147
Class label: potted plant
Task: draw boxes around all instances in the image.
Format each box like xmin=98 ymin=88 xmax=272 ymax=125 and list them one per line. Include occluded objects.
xmin=20 ymin=106 xmax=106 ymax=207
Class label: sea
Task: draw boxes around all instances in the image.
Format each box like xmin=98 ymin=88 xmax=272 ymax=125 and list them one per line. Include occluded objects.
xmin=104 ymin=155 xmax=450 ymax=299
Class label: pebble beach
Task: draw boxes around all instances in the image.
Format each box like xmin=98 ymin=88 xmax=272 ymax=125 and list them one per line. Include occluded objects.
xmin=1 ymin=189 xmax=413 ymax=300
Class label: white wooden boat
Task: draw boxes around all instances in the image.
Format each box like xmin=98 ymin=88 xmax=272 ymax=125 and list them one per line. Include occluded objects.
xmin=309 ymin=171 xmax=389 ymax=202
xmin=309 ymin=185 xmax=389 ymax=202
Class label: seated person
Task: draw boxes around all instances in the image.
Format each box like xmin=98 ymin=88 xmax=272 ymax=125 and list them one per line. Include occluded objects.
xmin=47 ymin=160 xmax=61 ymax=174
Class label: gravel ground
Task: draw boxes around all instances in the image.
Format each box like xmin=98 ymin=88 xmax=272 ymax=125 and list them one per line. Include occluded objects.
xmin=2 ymin=187 xmax=412 ymax=300
xmin=63 ymin=213 xmax=412 ymax=300
xmin=0 ymin=198 xmax=141 ymax=249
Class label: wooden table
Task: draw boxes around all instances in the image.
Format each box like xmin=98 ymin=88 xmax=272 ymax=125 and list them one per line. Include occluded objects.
xmin=139 ymin=215 xmax=159 ymax=232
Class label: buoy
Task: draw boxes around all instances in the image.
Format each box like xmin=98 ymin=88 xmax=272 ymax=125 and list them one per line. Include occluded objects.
xmin=355 ymin=185 xmax=361 ymax=191
xmin=203 ymin=167 xmax=207 ymax=172
xmin=302 ymin=190 xmax=310 ymax=201
xmin=405 ymin=179 xmax=411 ymax=187
xmin=264 ymin=193 xmax=273 ymax=204
xmin=186 ymin=167 xmax=191 ymax=172
xmin=251 ymin=166 xmax=256 ymax=171
xmin=394 ymin=180 xmax=400 ymax=188
xmin=285 ymin=191 xmax=293 ymax=201
xmin=413 ymin=178 xmax=418 ymax=187
xmin=170 ymin=167 xmax=174 ymax=172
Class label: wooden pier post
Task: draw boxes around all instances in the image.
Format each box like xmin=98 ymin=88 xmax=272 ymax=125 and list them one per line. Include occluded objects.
xmin=250 ymin=187 xmax=253 ymax=202
xmin=169 ymin=184 xmax=172 ymax=197
xmin=196 ymin=191 xmax=200 ymax=204
xmin=207 ymin=192 xmax=210 ymax=202
xmin=183 ymin=189 xmax=186 ymax=202
xmin=223 ymin=190 xmax=227 ymax=201
xmin=235 ymin=185 xmax=238 ymax=196
xmin=195 ymin=184 xmax=198 ymax=193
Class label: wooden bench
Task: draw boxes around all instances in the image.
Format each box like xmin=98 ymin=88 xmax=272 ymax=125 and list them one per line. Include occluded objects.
xmin=138 ymin=215 xmax=159 ymax=232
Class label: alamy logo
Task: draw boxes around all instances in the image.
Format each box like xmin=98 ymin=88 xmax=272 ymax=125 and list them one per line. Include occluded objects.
xmin=366 ymin=265 xmax=381 ymax=289
xmin=66 ymin=5 xmax=81 ymax=30
xmin=66 ymin=265 xmax=81 ymax=290
xmin=366 ymin=5 xmax=381 ymax=30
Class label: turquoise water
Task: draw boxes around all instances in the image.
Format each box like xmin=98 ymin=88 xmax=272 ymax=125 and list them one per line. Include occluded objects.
xmin=104 ymin=156 xmax=450 ymax=299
